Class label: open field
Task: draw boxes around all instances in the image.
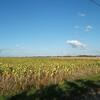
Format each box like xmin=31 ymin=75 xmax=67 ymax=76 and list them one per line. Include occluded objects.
xmin=0 ymin=57 xmax=100 ymax=100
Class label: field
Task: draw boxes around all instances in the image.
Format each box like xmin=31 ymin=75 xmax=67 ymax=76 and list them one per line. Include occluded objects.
xmin=0 ymin=57 xmax=100 ymax=100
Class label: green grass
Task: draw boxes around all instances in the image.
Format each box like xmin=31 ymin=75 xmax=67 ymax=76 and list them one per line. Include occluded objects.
xmin=84 ymin=73 xmax=100 ymax=81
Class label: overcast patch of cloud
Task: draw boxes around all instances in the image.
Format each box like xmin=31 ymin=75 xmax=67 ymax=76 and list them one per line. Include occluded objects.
xmin=67 ymin=40 xmax=86 ymax=49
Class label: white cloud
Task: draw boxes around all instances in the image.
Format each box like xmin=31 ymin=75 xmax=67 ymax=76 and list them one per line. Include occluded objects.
xmin=85 ymin=25 xmax=93 ymax=32
xmin=78 ymin=12 xmax=86 ymax=17
xmin=67 ymin=40 xmax=86 ymax=49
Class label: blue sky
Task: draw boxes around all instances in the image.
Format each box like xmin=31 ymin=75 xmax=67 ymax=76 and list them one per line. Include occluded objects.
xmin=0 ymin=0 xmax=100 ymax=56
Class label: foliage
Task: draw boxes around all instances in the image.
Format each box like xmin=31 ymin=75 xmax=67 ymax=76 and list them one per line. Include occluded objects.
xmin=0 ymin=57 xmax=100 ymax=97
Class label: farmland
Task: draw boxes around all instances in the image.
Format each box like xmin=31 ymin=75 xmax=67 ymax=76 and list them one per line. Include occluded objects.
xmin=0 ymin=57 xmax=100 ymax=100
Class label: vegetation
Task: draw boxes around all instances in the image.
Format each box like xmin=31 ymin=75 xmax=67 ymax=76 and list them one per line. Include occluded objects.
xmin=0 ymin=57 xmax=100 ymax=100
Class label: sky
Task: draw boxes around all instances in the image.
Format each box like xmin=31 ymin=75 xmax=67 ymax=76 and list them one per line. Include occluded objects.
xmin=0 ymin=0 xmax=100 ymax=56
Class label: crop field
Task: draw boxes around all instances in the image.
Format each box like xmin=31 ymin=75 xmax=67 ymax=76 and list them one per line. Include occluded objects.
xmin=0 ymin=57 xmax=100 ymax=100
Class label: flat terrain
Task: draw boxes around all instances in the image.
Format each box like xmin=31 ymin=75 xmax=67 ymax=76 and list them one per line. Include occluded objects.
xmin=0 ymin=57 xmax=100 ymax=100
